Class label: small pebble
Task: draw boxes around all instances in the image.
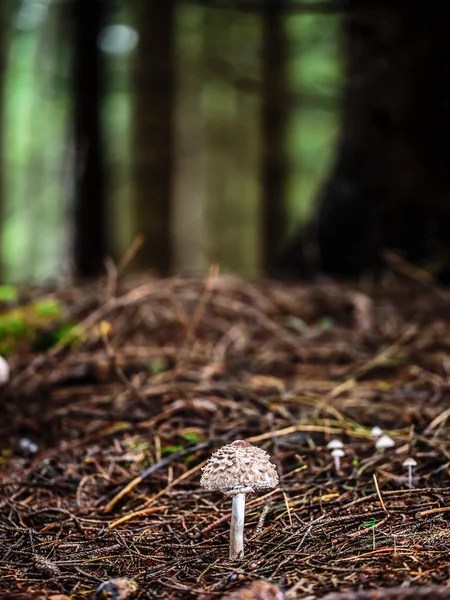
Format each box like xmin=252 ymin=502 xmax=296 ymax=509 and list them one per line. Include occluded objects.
xmin=95 ymin=577 xmax=138 ymax=600
xmin=222 ymin=580 xmax=284 ymax=600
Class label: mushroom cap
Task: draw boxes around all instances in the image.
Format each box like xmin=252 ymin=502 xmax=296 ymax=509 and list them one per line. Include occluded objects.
xmin=327 ymin=439 xmax=344 ymax=450
xmin=402 ymin=457 xmax=417 ymax=467
xmin=375 ymin=434 xmax=395 ymax=449
xmin=370 ymin=426 xmax=383 ymax=438
xmin=331 ymin=448 xmax=345 ymax=458
xmin=0 ymin=355 xmax=9 ymax=384
xmin=200 ymin=440 xmax=279 ymax=496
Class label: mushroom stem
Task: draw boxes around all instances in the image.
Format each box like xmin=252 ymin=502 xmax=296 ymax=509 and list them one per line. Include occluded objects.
xmin=407 ymin=465 xmax=413 ymax=489
xmin=230 ymin=493 xmax=245 ymax=560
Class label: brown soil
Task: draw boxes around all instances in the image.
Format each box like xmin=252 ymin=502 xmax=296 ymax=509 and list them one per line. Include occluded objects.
xmin=1 ymin=274 xmax=450 ymax=599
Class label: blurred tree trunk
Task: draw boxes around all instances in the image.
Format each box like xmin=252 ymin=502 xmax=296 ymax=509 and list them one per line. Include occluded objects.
xmin=173 ymin=5 xmax=208 ymax=274
xmin=316 ymin=3 xmax=450 ymax=279
xmin=72 ymin=0 xmax=106 ymax=277
xmin=0 ymin=3 xmax=10 ymax=280
xmin=0 ymin=17 xmax=4 ymax=280
xmin=261 ymin=0 xmax=288 ymax=275
xmin=131 ymin=0 xmax=174 ymax=274
xmin=203 ymin=8 xmax=261 ymax=276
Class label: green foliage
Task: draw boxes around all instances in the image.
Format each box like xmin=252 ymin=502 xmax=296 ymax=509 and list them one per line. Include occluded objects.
xmin=33 ymin=299 xmax=61 ymax=318
xmin=360 ymin=517 xmax=377 ymax=550
xmin=0 ymin=310 xmax=27 ymax=336
xmin=361 ymin=517 xmax=376 ymax=528
xmin=149 ymin=357 xmax=165 ymax=375
xmin=0 ymin=449 xmax=11 ymax=464
xmin=0 ymin=309 xmax=29 ymax=355
xmin=0 ymin=286 xmax=18 ymax=302
xmin=161 ymin=433 xmax=203 ymax=457
xmin=318 ymin=316 xmax=335 ymax=331
xmin=182 ymin=432 xmax=202 ymax=443
xmin=51 ymin=323 xmax=86 ymax=346
xmin=58 ymin=325 xmax=87 ymax=349
xmin=161 ymin=445 xmax=184 ymax=456
xmin=0 ymin=297 xmax=82 ymax=354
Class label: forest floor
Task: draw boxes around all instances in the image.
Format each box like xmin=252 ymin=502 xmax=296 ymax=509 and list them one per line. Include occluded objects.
xmin=1 ymin=273 xmax=450 ymax=600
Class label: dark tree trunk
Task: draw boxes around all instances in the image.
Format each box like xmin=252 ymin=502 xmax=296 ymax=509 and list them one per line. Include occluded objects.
xmin=131 ymin=0 xmax=174 ymax=274
xmin=315 ymin=3 xmax=450 ymax=279
xmin=261 ymin=0 xmax=288 ymax=275
xmin=72 ymin=0 xmax=106 ymax=278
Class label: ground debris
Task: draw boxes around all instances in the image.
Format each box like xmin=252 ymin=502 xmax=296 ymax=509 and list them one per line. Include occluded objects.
xmin=321 ymin=587 xmax=450 ymax=600
xmin=1 ymin=277 xmax=450 ymax=599
xmin=219 ymin=580 xmax=284 ymax=600
xmin=95 ymin=577 xmax=138 ymax=600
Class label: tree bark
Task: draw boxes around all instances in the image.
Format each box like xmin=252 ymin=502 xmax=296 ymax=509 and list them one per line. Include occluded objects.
xmin=131 ymin=0 xmax=174 ymax=274
xmin=261 ymin=0 xmax=288 ymax=275
xmin=316 ymin=3 xmax=450 ymax=279
xmin=72 ymin=0 xmax=106 ymax=278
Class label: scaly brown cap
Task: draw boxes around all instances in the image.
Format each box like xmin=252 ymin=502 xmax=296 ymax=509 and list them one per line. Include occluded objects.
xmin=200 ymin=440 xmax=279 ymax=497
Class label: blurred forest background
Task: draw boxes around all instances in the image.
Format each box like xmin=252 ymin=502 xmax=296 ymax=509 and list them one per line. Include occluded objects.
xmin=1 ymin=0 xmax=450 ymax=284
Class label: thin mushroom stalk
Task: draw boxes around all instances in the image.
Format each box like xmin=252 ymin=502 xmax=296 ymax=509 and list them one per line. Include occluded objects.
xmin=331 ymin=448 xmax=345 ymax=475
xmin=403 ymin=457 xmax=417 ymax=490
xmin=407 ymin=465 xmax=413 ymax=489
xmin=230 ymin=493 xmax=245 ymax=559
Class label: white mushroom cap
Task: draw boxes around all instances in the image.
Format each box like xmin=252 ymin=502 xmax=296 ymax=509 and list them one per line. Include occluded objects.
xmin=370 ymin=426 xmax=383 ymax=438
xmin=200 ymin=440 xmax=279 ymax=497
xmin=331 ymin=448 xmax=345 ymax=458
xmin=0 ymin=356 xmax=9 ymax=384
xmin=327 ymin=439 xmax=344 ymax=450
xmin=375 ymin=434 xmax=395 ymax=449
xmin=402 ymin=457 xmax=417 ymax=467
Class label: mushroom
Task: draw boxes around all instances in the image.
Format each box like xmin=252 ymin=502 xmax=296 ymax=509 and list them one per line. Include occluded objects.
xmin=370 ymin=426 xmax=383 ymax=439
xmin=200 ymin=440 xmax=279 ymax=560
xmin=375 ymin=433 xmax=395 ymax=450
xmin=331 ymin=447 xmax=345 ymax=474
xmin=402 ymin=457 xmax=417 ymax=489
xmin=0 ymin=355 xmax=9 ymax=384
xmin=327 ymin=439 xmax=344 ymax=451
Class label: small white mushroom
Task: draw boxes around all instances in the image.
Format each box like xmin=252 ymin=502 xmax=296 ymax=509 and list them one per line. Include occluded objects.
xmin=327 ymin=439 xmax=344 ymax=450
xmin=0 ymin=355 xmax=10 ymax=384
xmin=331 ymin=448 xmax=345 ymax=473
xmin=370 ymin=426 xmax=383 ymax=439
xmin=200 ymin=440 xmax=279 ymax=560
xmin=375 ymin=434 xmax=395 ymax=450
xmin=18 ymin=438 xmax=38 ymax=456
xmin=402 ymin=457 xmax=417 ymax=489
